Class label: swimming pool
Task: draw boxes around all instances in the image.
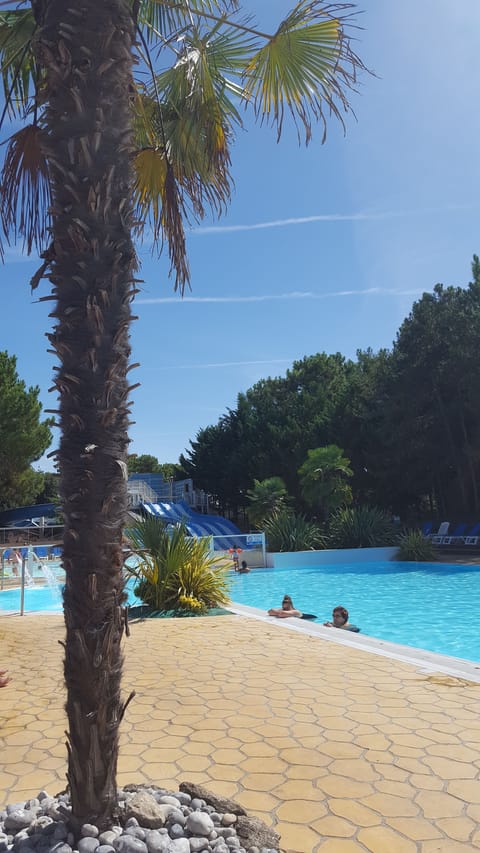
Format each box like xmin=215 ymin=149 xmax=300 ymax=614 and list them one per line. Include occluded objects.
xmin=2 ymin=560 xmax=479 ymax=664
xmin=0 ymin=578 xmax=141 ymax=613
xmin=229 ymin=562 xmax=480 ymax=663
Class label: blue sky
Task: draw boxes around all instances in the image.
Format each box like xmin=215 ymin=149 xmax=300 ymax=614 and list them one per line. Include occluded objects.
xmin=2 ymin=0 xmax=480 ymax=471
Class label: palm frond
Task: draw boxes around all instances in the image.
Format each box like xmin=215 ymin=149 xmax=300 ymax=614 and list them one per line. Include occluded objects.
xmin=242 ymin=1 xmax=367 ymax=143
xmin=133 ymin=146 xmax=190 ymax=291
xmin=134 ymin=24 xmax=254 ymax=285
xmin=132 ymin=89 xmax=158 ymax=148
xmin=0 ymin=123 xmax=50 ymax=256
xmin=194 ymin=21 xmax=257 ymax=104
xmin=134 ymin=18 xmax=256 ymax=286
xmin=139 ymin=0 xmax=241 ymax=44
xmin=152 ymin=30 xmax=243 ymax=200
xmin=0 ymin=9 xmax=37 ymax=119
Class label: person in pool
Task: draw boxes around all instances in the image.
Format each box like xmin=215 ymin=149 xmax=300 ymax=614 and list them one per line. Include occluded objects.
xmin=323 ymin=606 xmax=360 ymax=632
xmin=268 ymin=595 xmax=303 ymax=619
xmin=238 ymin=560 xmax=250 ymax=574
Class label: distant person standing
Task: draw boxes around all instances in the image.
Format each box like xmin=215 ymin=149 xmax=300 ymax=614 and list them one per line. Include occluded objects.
xmin=229 ymin=544 xmax=242 ymax=570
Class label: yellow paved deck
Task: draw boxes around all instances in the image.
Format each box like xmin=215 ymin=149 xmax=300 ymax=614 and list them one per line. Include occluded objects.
xmin=1 ymin=613 xmax=480 ymax=853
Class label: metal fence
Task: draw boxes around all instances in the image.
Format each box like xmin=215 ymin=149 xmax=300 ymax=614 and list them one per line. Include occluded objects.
xmin=0 ymin=524 xmax=64 ymax=546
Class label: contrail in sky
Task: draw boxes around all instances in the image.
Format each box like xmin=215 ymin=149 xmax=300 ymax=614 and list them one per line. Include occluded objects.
xmin=134 ymin=203 xmax=474 ymax=250
xmin=137 ymin=287 xmax=423 ymax=305
xmin=190 ymin=204 xmax=474 ymax=235
xmin=193 ymin=212 xmax=381 ymax=233
xmin=192 ymin=212 xmax=390 ymax=234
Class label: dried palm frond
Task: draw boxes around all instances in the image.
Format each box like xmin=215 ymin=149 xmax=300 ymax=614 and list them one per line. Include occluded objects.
xmin=0 ymin=122 xmax=50 ymax=256
xmin=161 ymin=157 xmax=190 ymax=290
xmin=133 ymin=145 xmax=189 ymax=292
xmin=133 ymin=144 xmax=168 ymax=230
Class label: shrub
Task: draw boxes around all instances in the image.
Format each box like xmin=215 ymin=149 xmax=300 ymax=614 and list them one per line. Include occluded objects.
xmin=175 ymin=550 xmax=231 ymax=612
xmin=329 ymin=506 xmax=395 ymax=548
xmin=397 ymin=529 xmax=436 ymax=561
xmin=264 ymin=510 xmax=326 ymax=552
xmin=125 ymin=516 xmax=230 ymax=613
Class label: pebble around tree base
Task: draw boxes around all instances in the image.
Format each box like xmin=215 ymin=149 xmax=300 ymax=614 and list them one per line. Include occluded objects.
xmin=0 ymin=784 xmax=280 ymax=853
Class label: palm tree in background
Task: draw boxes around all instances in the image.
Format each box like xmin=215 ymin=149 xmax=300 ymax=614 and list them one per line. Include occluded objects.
xmin=0 ymin=0 xmax=367 ymax=831
xmin=299 ymin=444 xmax=353 ymax=516
xmin=247 ymin=476 xmax=291 ymax=527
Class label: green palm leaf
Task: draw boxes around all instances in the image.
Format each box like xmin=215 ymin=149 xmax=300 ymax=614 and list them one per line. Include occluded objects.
xmin=242 ymin=1 xmax=366 ymax=142
xmin=138 ymin=0 xmax=241 ymax=44
xmin=0 ymin=8 xmax=37 ymax=119
xmin=0 ymin=0 xmax=367 ymax=290
xmin=133 ymin=24 xmax=255 ymax=286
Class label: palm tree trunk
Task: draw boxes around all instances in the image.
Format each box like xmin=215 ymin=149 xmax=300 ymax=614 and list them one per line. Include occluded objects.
xmin=32 ymin=0 xmax=136 ymax=831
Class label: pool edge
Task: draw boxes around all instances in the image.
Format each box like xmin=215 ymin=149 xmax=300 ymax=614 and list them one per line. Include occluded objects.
xmin=228 ymin=601 xmax=480 ymax=684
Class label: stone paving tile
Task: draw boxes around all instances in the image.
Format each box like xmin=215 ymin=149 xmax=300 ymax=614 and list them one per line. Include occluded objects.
xmin=1 ymin=613 xmax=480 ymax=853
xmin=421 ymin=843 xmax=479 ymax=853
xmin=358 ymin=825 xmax=418 ymax=852
xmin=386 ymin=816 xmax=443 ymax=841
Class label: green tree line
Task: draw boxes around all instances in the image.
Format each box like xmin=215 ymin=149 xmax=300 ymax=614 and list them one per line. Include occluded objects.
xmin=181 ymin=256 xmax=480 ymax=522
xmin=0 ymin=351 xmax=53 ymax=510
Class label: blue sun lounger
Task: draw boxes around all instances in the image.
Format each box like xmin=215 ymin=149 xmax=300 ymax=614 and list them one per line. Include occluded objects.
xmin=34 ymin=546 xmax=48 ymax=559
xmin=464 ymin=522 xmax=480 ymax=546
xmin=441 ymin=523 xmax=468 ymax=545
xmin=430 ymin=521 xmax=450 ymax=544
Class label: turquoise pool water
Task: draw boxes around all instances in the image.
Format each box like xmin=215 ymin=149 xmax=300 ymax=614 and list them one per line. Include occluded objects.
xmin=0 ymin=577 xmax=141 ymax=613
xmin=2 ymin=561 xmax=479 ymax=663
xmin=229 ymin=562 xmax=480 ymax=663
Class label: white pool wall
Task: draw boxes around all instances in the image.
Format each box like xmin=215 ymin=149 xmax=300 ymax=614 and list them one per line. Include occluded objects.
xmin=266 ymin=546 xmax=399 ymax=568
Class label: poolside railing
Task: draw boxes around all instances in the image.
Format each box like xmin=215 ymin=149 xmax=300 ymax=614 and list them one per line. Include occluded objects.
xmin=0 ymin=524 xmax=64 ymax=546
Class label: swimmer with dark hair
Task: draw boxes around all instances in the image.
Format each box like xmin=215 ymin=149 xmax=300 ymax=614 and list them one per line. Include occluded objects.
xmin=323 ymin=606 xmax=360 ymax=632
